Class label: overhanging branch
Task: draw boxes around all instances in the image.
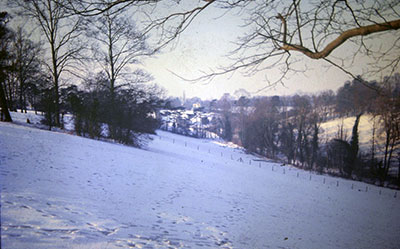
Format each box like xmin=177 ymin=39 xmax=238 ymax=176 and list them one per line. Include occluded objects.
xmin=280 ymin=19 xmax=400 ymax=59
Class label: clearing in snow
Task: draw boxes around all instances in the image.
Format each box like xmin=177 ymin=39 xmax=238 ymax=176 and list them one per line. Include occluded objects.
xmin=1 ymin=121 xmax=400 ymax=248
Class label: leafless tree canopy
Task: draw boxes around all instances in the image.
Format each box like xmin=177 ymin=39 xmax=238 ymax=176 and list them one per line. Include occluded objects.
xmin=85 ymin=7 xmax=151 ymax=93
xmin=65 ymin=0 xmax=400 ymax=86
xmin=225 ymin=0 xmax=400 ymax=84
xmin=63 ymin=0 xmax=215 ymax=50
xmin=9 ymin=0 xmax=85 ymax=125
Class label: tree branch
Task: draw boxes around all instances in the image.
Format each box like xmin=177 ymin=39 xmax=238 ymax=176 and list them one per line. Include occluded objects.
xmin=280 ymin=19 xmax=400 ymax=59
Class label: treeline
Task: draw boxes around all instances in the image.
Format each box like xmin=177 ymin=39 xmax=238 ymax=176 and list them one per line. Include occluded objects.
xmin=0 ymin=8 xmax=164 ymax=146
xmin=209 ymin=77 xmax=400 ymax=187
xmin=61 ymin=75 xmax=163 ymax=146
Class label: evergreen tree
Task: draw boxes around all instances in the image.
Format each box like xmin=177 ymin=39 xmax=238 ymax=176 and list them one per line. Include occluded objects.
xmin=340 ymin=113 xmax=362 ymax=178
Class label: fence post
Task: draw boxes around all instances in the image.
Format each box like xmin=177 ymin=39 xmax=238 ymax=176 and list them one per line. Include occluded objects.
xmin=323 ymin=178 xmax=326 ymax=184
xmin=283 ymin=168 xmax=285 ymax=174
xmin=336 ymin=181 xmax=339 ymax=187
xmin=297 ymin=172 xmax=299 ymax=178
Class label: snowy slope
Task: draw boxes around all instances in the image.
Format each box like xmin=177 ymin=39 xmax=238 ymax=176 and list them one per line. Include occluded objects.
xmin=6 ymin=110 xmax=75 ymax=132
xmin=1 ymin=121 xmax=400 ymax=249
xmin=320 ymin=115 xmax=377 ymax=152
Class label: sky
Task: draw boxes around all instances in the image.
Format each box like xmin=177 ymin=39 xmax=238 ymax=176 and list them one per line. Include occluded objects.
xmin=141 ymin=1 xmax=354 ymax=100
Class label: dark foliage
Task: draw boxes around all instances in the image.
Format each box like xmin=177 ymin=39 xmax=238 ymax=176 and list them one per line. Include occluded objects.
xmin=65 ymin=82 xmax=162 ymax=147
xmin=40 ymin=88 xmax=57 ymax=130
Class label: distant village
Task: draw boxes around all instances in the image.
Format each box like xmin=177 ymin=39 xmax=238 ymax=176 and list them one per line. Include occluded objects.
xmin=159 ymin=103 xmax=221 ymax=139
xmin=158 ymin=92 xmax=243 ymax=140
xmin=158 ymin=91 xmax=258 ymax=140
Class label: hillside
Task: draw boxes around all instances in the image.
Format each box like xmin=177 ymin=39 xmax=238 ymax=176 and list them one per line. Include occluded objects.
xmin=320 ymin=115 xmax=375 ymax=152
xmin=1 ymin=120 xmax=400 ymax=248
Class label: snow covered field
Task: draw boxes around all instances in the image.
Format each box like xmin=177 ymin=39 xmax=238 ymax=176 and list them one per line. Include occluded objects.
xmin=1 ymin=120 xmax=400 ymax=248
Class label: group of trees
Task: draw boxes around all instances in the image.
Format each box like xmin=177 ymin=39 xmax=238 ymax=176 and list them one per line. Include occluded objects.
xmin=0 ymin=16 xmax=51 ymax=121
xmin=62 ymin=76 xmax=162 ymax=146
xmin=209 ymin=76 xmax=399 ymax=186
xmin=0 ymin=1 xmax=165 ymax=146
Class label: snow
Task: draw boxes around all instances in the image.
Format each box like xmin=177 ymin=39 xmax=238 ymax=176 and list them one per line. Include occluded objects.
xmin=1 ymin=118 xmax=400 ymax=248
xmin=7 ymin=110 xmax=45 ymax=126
xmin=319 ymin=115 xmax=376 ymax=151
xmin=7 ymin=109 xmax=75 ymax=132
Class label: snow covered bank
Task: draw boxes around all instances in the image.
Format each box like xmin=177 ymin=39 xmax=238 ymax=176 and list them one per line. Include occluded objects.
xmin=320 ymin=115 xmax=382 ymax=153
xmin=1 ymin=122 xmax=400 ymax=248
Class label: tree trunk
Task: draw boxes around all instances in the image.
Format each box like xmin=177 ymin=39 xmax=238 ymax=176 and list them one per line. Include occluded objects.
xmin=383 ymin=135 xmax=396 ymax=183
xmin=397 ymin=156 xmax=400 ymax=187
xmin=51 ymin=51 xmax=60 ymax=127
xmin=49 ymin=14 xmax=60 ymax=128
xmin=24 ymin=94 xmax=27 ymax=113
xmin=381 ymin=128 xmax=391 ymax=185
xmin=19 ymin=80 xmax=24 ymax=113
xmin=6 ymin=78 xmax=15 ymax=111
xmin=0 ymin=82 xmax=12 ymax=122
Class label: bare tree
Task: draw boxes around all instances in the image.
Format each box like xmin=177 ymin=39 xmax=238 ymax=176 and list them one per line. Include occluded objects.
xmin=375 ymin=74 xmax=400 ymax=185
xmin=86 ymin=8 xmax=151 ymax=98
xmin=85 ymin=7 xmax=152 ymax=137
xmin=10 ymin=0 xmax=84 ymax=126
xmin=10 ymin=27 xmax=43 ymax=113
xmin=67 ymin=1 xmax=400 ymax=86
